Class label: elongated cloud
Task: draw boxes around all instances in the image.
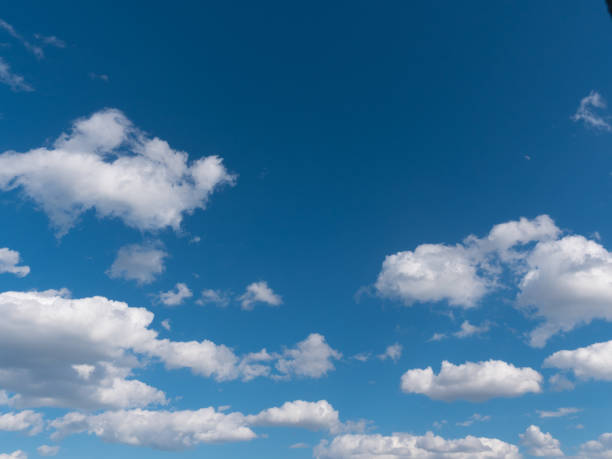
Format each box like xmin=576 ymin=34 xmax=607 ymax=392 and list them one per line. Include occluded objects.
xmin=0 ymin=109 xmax=235 ymax=236
xmin=544 ymin=339 xmax=612 ymax=381
xmin=401 ymin=359 xmax=542 ymax=402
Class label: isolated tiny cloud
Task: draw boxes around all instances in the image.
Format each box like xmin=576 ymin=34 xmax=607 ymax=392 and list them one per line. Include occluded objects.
xmin=400 ymin=359 xmax=542 ymax=402
xmin=239 ymin=281 xmax=282 ymax=310
xmin=0 ymin=248 xmax=29 ymax=277
xmin=0 ymin=57 xmax=33 ymax=92
xmin=0 ymin=108 xmax=235 ymax=236
xmin=314 ymin=432 xmax=521 ymax=459
xmin=572 ymin=90 xmax=611 ymax=131
xmin=377 ymin=343 xmax=402 ymax=362
xmin=158 ymin=283 xmax=192 ymax=306
xmin=520 ymin=425 xmax=564 ymax=457
xmin=107 ymin=242 xmax=167 ymax=284
xmin=36 ymin=445 xmax=60 ymax=457
xmin=536 ymin=407 xmax=581 ymax=419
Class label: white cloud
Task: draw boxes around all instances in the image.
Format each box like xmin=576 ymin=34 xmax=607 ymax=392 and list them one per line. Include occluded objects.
xmin=519 ymin=425 xmax=563 ymax=457
xmin=0 ymin=290 xmax=340 ymax=411
xmin=275 ymin=333 xmax=341 ymax=379
xmin=107 ymin=243 xmax=167 ymax=284
xmin=378 ymin=343 xmax=402 ymax=362
xmin=0 ymin=109 xmax=234 ymax=236
xmin=0 ymin=452 xmax=27 ymax=459
xmin=36 ymin=445 xmax=59 ymax=457
xmin=197 ymin=288 xmax=230 ymax=307
xmin=572 ymin=90 xmax=611 ymax=131
xmin=544 ymin=339 xmax=612 ymax=381
xmin=290 ymin=442 xmax=309 ymax=449
xmin=456 ymin=413 xmax=490 ymax=427
xmin=0 ymin=57 xmax=32 ymax=92
xmin=0 ymin=248 xmax=29 ymax=277
xmin=239 ymin=281 xmax=282 ymax=310
xmin=453 ymin=321 xmax=490 ymax=338
xmin=352 ymin=352 xmax=371 ymax=362
xmin=548 ymin=374 xmax=575 ymax=392
xmin=314 ymin=432 xmax=521 ymax=458
xmin=0 ymin=410 xmax=43 ymax=435
xmin=51 ymin=408 xmax=256 ymax=451
xmin=0 ymin=18 xmax=43 ymax=58
xmin=400 ymin=359 xmax=542 ymax=402
xmin=34 ymin=34 xmax=65 ymax=48
xmin=51 ymin=399 xmax=353 ymax=451
xmin=578 ymin=432 xmax=612 ymax=458
xmin=158 ymin=283 xmax=192 ymax=306
xmin=247 ymin=400 xmax=342 ymax=433
xmin=160 ymin=319 xmax=171 ymax=331
xmin=536 ymin=408 xmax=581 ymax=419
xmin=518 ymin=235 xmax=612 ymax=347
xmin=375 ymin=215 xmax=559 ymax=308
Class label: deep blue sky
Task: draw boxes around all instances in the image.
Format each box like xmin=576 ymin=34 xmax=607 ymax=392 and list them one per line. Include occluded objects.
xmin=0 ymin=1 xmax=611 ymax=458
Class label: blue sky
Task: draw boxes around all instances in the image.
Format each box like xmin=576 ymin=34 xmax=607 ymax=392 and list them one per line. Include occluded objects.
xmin=0 ymin=1 xmax=612 ymax=458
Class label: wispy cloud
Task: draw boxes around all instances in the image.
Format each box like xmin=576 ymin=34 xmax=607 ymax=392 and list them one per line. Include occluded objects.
xmin=35 ymin=33 xmax=66 ymax=48
xmin=572 ymin=90 xmax=611 ymax=131
xmin=536 ymin=407 xmax=581 ymax=418
xmin=0 ymin=18 xmax=43 ymax=58
xmin=0 ymin=57 xmax=33 ymax=91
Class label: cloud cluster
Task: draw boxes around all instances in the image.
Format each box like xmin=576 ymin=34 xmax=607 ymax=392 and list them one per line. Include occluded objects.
xmin=520 ymin=425 xmax=563 ymax=457
xmin=0 ymin=290 xmax=340 ymax=410
xmin=376 ymin=215 xmax=612 ymax=346
xmin=314 ymin=432 xmax=521 ymax=458
xmin=0 ymin=109 xmax=235 ymax=236
xmin=578 ymin=432 xmax=612 ymax=458
xmin=51 ymin=400 xmax=354 ymax=451
xmin=0 ymin=410 xmax=43 ymax=435
xmin=400 ymin=359 xmax=542 ymax=402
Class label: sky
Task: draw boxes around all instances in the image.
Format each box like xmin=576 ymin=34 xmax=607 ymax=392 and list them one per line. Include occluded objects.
xmin=0 ymin=1 xmax=612 ymax=458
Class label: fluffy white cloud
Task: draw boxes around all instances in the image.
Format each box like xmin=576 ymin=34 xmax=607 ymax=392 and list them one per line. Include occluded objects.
xmin=275 ymin=333 xmax=341 ymax=378
xmin=572 ymin=90 xmax=611 ymax=131
xmin=0 ymin=109 xmax=234 ymax=235
xmin=314 ymin=432 xmax=521 ymax=458
xmin=375 ymin=215 xmax=558 ymax=308
xmin=536 ymin=407 xmax=580 ymax=419
xmin=0 ymin=248 xmax=29 ymax=277
xmin=247 ymin=400 xmax=342 ymax=433
xmin=0 ymin=290 xmax=339 ymax=410
xmin=197 ymin=288 xmax=230 ymax=307
xmin=378 ymin=343 xmax=402 ymax=362
xmin=36 ymin=446 xmax=59 ymax=457
xmin=518 ymin=236 xmax=612 ymax=347
xmin=158 ymin=283 xmax=192 ymax=306
xmin=107 ymin=243 xmax=167 ymax=284
xmin=543 ymin=339 xmax=612 ymax=381
xmin=400 ymin=360 xmax=542 ymax=402
xmin=519 ymin=425 xmax=563 ymax=457
xmin=0 ymin=410 xmax=43 ymax=435
xmin=0 ymin=451 xmax=27 ymax=459
xmin=453 ymin=321 xmax=490 ymax=339
xmin=51 ymin=400 xmax=352 ymax=451
xmin=51 ymin=408 xmax=256 ymax=451
xmin=578 ymin=432 xmax=612 ymax=458
xmin=239 ymin=281 xmax=282 ymax=310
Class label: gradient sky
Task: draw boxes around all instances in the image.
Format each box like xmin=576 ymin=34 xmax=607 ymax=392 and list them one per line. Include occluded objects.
xmin=0 ymin=1 xmax=612 ymax=458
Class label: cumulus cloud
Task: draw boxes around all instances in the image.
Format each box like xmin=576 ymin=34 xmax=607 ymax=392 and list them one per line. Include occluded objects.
xmin=314 ymin=432 xmax=521 ymax=458
xmin=572 ymin=90 xmax=611 ymax=131
xmin=375 ymin=215 xmax=558 ymax=308
xmin=36 ymin=445 xmax=59 ymax=457
xmin=376 ymin=215 xmax=612 ymax=346
xmin=378 ymin=343 xmax=402 ymax=362
xmin=107 ymin=243 xmax=167 ymax=284
xmin=400 ymin=360 xmax=542 ymax=402
xmin=0 ymin=57 xmax=32 ymax=92
xmin=238 ymin=281 xmax=282 ymax=310
xmin=578 ymin=432 xmax=612 ymax=458
xmin=543 ymin=339 xmax=612 ymax=381
xmin=158 ymin=283 xmax=192 ymax=306
xmin=197 ymin=288 xmax=230 ymax=307
xmin=0 ymin=290 xmax=339 ymax=410
xmin=453 ymin=321 xmax=490 ymax=338
xmin=0 ymin=410 xmax=43 ymax=435
xmin=275 ymin=333 xmax=342 ymax=379
xmin=518 ymin=235 xmax=612 ymax=347
xmin=51 ymin=400 xmax=353 ymax=451
xmin=0 ymin=109 xmax=235 ymax=236
xmin=0 ymin=248 xmax=29 ymax=277
xmin=519 ymin=425 xmax=563 ymax=457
